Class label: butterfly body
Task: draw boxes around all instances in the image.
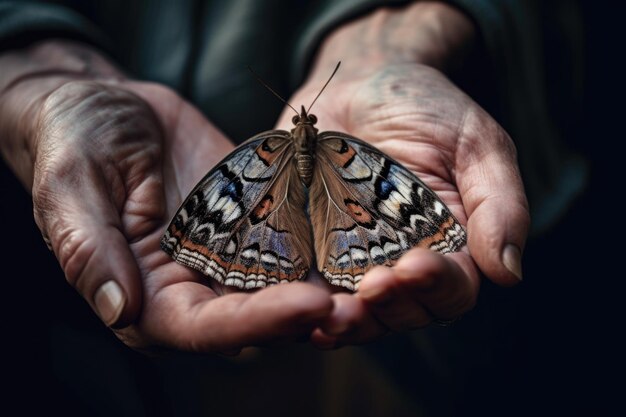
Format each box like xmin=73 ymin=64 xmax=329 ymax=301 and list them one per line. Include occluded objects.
xmin=292 ymin=105 xmax=318 ymax=187
xmin=161 ymin=107 xmax=466 ymax=291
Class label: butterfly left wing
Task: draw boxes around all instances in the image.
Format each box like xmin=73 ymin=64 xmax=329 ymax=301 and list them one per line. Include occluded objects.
xmin=162 ymin=131 xmax=312 ymax=289
xmin=309 ymin=132 xmax=467 ymax=291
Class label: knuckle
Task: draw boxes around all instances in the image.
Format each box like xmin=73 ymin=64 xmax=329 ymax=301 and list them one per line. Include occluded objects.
xmin=456 ymin=108 xmax=518 ymax=164
xmin=56 ymin=228 xmax=98 ymax=290
xmin=471 ymin=214 xmax=501 ymax=245
xmin=33 ymin=151 xmax=84 ymax=193
xmin=412 ymin=272 xmax=438 ymax=291
xmin=37 ymin=82 xmax=108 ymax=137
xmin=38 ymin=82 xmax=82 ymax=121
xmin=31 ymin=155 xmax=90 ymax=255
xmin=43 ymin=80 xmax=103 ymax=108
xmin=32 ymin=153 xmax=88 ymax=229
xmin=38 ymin=80 xmax=160 ymax=151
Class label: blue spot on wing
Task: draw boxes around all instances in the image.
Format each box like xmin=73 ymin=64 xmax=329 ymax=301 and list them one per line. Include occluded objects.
xmin=222 ymin=181 xmax=241 ymax=199
xmin=376 ymin=178 xmax=396 ymax=199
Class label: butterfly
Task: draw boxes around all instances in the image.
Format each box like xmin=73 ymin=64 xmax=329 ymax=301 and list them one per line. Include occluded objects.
xmin=161 ymin=63 xmax=467 ymax=291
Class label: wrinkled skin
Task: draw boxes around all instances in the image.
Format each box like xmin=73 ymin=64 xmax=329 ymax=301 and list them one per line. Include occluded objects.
xmin=32 ymin=80 xmax=333 ymax=353
xmin=276 ymin=63 xmax=529 ymax=347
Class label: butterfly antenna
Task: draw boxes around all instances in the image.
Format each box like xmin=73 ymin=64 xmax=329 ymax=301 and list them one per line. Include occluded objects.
xmin=307 ymin=61 xmax=341 ymax=113
xmin=248 ymin=66 xmax=299 ymax=115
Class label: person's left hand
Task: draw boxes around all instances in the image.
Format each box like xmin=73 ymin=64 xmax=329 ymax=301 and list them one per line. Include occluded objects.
xmin=275 ymin=62 xmax=530 ymax=348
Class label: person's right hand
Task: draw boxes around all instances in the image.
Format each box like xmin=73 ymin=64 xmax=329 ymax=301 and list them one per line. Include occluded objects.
xmin=26 ymin=77 xmax=333 ymax=353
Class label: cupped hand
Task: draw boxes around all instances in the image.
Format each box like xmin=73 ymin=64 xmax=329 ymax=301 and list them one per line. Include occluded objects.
xmin=276 ymin=63 xmax=530 ymax=347
xmin=32 ymin=80 xmax=332 ymax=352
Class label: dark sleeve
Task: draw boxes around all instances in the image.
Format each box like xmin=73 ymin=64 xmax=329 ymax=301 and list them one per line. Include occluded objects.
xmin=0 ymin=1 xmax=109 ymax=51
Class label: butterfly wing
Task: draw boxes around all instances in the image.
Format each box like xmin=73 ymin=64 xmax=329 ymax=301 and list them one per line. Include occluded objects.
xmin=309 ymin=132 xmax=467 ymax=290
xmin=161 ymin=131 xmax=312 ymax=289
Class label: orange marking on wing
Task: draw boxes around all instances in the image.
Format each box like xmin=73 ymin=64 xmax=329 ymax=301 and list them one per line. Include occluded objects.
xmin=176 ymin=237 xmax=214 ymax=258
xmin=211 ymin=253 xmax=304 ymax=282
xmin=332 ymin=143 xmax=356 ymax=167
xmin=414 ymin=216 xmax=457 ymax=249
xmin=256 ymin=142 xmax=282 ymax=165
xmin=167 ymin=225 xmax=185 ymax=243
xmin=168 ymin=222 xmax=306 ymax=282
xmin=252 ymin=195 xmax=273 ymax=220
xmin=345 ymin=201 xmax=372 ymax=223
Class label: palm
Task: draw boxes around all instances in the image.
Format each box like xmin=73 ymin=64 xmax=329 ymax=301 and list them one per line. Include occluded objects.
xmin=336 ymin=64 xmax=466 ymax=222
xmin=106 ymin=82 xmax=229 ymax=349
xmin=33 ymin=80 xmax=332 ymax=352
xmin=277 ymin=64 xmax=501 ymax=344
xmin=107 ymin=82 xmax=332 ymax=351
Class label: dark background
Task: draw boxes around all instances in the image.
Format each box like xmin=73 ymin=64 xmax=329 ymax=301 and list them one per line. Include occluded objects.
xmin=1 ymin=4 xmax=621 ymax=417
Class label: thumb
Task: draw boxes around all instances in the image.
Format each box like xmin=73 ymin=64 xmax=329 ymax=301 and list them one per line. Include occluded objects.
xmin=456 ymin=112 xmax=531 ymax=286
xmin=33 ymin=170 xmax=142 ymax=327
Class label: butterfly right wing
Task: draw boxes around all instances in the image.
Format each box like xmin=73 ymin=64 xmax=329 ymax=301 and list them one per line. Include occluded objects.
xmin=161 ymin=130 xmax=312 ymax=289
xmin=309 ymin=132 xmax=467 ymax=291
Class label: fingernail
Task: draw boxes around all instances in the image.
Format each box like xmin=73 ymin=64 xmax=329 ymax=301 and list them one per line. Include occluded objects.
xmin=94 ymin=280 xmax=126 ymax=326
xmin=502 ymin=244 xmax=523 ymax=281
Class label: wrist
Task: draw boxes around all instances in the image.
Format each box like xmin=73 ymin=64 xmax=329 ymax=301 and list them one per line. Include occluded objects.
xmin=310 ymin=1 xmax=475 ymax=81
xmin=0 ymin=40 xmax=127 ymax=188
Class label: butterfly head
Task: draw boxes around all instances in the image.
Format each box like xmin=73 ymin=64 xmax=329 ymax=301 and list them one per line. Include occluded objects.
xmin=291 ymin=105 xmax=318 ymax=157
xmin=292 ymin=105 xmax=318 ymax=127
